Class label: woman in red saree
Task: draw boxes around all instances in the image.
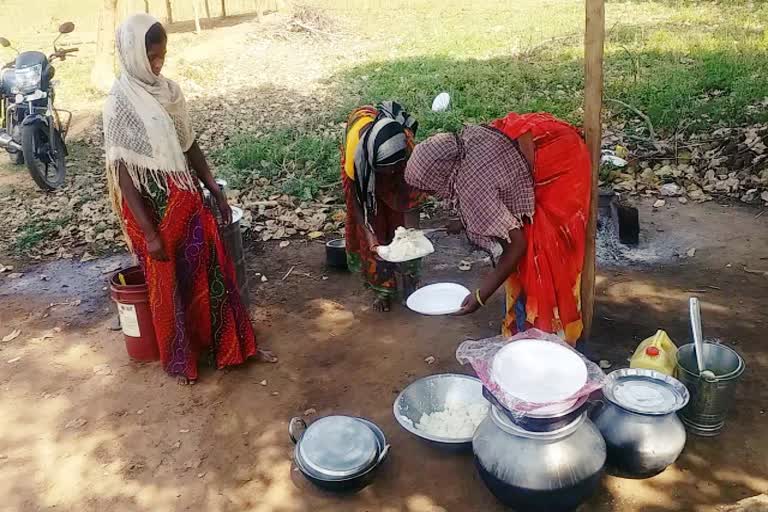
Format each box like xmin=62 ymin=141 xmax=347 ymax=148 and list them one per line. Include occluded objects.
xmin=103 ymin=15 xmax=275 ymax=383
xmin=405 ymin=113 xmax=590 ymax=345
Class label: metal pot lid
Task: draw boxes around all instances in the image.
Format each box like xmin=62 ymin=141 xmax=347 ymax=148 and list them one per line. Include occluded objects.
xmin=604 ymin=368 xmax=690 ymax=415
xmin=298 ymin=416 xmax=379 ymax=480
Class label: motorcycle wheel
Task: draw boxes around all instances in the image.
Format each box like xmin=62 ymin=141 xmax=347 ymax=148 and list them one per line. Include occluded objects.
xmin=22 ymin=123 xmax=66 ymax=191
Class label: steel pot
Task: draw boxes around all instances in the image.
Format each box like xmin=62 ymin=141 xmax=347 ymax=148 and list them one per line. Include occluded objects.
xmin=325 ymin=238 xmax=348 ymax=270
xmin=482 ymin=386 xmax=589 ymax=433
xmin=289 ymin=415 xmax=389 ymax=493
xmin=473 ymin=407 xmax=605 ymax=512
xmin=591 ymin=368 xmax=689 ymax=479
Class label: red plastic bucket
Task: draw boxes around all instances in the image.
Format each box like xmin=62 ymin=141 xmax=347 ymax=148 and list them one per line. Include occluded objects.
xmin=109 ymin=266 xmax=159 ymax=361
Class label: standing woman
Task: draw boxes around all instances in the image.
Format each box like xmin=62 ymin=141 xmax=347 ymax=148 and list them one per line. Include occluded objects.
xmin=405 ymin=113 xmax=590 ymax=345
xmin=342 ymin=102 xmax=423 ymax=312
xmin=103 ymin=14 xmax=275 ymax=384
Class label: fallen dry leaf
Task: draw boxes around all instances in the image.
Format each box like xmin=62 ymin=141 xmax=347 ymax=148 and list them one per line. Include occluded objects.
xmin=2 ymin=329 xmax=21 ymax=343
xmin=93 ymin=364 xmax=112 ymax=376
xmin=424 ymin=355 xmax=436 ymax=365
xmin=687 ymin=248 xmax=697 ymax=258
xmin=65 ymin=417 xmax=88 ymax=429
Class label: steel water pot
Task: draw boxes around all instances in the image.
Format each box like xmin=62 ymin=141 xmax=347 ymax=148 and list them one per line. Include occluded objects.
xmin=473 ymin=407 xmax=605 ymax=512
xmin=591 ymin=368 xmax=689 ymax=478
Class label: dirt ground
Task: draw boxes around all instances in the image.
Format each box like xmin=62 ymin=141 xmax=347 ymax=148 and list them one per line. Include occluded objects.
xmin=0 ymin=199 xmax=767 ymax=512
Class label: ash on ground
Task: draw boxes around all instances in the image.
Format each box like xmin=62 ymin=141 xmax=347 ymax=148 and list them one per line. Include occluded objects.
xmin=597 ymin=216 xmax=683 ymax=267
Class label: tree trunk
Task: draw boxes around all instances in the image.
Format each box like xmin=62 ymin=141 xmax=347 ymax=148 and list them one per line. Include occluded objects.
xmin=581 ymin=0 xmax=605 ymax=341
xmin=204 ymin=0 xmax=211 ymax=19
xmin=90 ymin=0 xmax=119 ymax=92
xmin=165 ymin=0 xmax=174 ymax=25
xmin=256 ymin=0 xmax=263 ymax=23
xmin=221 ymin=0 xmax=227 ymax=17
xmin=143 ymin=0 xmax=150 ymax=13
xmin=193 ymin=0 xmax=202 ymax=33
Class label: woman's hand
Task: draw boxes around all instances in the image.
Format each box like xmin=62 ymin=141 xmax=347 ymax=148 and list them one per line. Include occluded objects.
xmin=146 ymin=231 xmax=169 ymax=261
xmin=454 ymin=291 xmax=481 ymax=316
xmin=215 ymin=191 xmax=233 ymax=225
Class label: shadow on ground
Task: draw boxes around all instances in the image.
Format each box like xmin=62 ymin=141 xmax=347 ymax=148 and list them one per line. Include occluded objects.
xmin=1 ymin=200 xmax=767 ymax=511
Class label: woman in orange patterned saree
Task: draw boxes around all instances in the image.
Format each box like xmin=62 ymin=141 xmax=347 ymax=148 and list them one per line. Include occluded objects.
xmin=341 ymin=101 xmax=423 ymax=312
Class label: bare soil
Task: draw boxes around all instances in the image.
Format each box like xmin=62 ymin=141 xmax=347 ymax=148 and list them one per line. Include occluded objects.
xmin=0 ymin=199 xmax=767 ymax=512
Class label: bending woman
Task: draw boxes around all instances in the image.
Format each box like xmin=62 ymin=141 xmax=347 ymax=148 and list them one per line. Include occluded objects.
xmin=103 ymin=14 xmax=275 ymax=383
xmin=405 ymin=113 xmax=590 ymax=345
xmin=342 ymin=102 xmax=423 ymax=312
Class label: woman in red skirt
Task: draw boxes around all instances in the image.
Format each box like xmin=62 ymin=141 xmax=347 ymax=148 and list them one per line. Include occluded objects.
xmin=405 ymin=113 xmax=591 ymax=345
xmin=103 ymin=14 xmax=275 ymax=383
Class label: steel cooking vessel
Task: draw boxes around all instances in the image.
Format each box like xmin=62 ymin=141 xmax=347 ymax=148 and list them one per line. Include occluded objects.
xmin=591 ymin=368 xmax=689 ymax=478
xmin=473 ymin=407 xmax=605 ymax=512
xmin=289 ymin=415 xmax=389 ymax=493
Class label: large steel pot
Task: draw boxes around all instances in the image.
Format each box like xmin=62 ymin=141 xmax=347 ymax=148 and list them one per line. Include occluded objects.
xmin=591 ymin=368 xmax=689 ymax=479
xmin=473 ymin=407 xmax=605 ymax=512
xmin=289 ymin=415 xmax=389 ymax=493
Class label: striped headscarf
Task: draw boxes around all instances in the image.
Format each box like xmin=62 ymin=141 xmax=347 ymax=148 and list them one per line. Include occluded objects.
xmin=353 ymin=101 xmax=417 ymax=223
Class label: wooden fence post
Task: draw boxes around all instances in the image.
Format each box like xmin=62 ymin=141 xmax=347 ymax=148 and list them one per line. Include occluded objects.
xmin=165 ymin=0 xmax=174 ymax=24
xmin=581 ymin=0 xmax=605 ymax=341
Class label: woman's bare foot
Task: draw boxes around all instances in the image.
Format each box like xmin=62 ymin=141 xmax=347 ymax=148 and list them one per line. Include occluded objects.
xmin=373 ymin=296 xmax=391 ymax=313
xmin=176 ymin=376 xmax=196 ymax=386
xmin=256 ymin=349 xmax=278 ymax=364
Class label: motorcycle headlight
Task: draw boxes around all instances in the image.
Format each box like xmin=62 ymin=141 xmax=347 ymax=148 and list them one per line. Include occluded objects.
xmin=14 ymin=64 xmax=42 ymax=94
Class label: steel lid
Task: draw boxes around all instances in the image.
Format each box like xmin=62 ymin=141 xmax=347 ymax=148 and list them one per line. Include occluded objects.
xmin=604 ymin=368 xmax=690 ymax=415
xmin=298 ymin=416 xmax=379 ymax=480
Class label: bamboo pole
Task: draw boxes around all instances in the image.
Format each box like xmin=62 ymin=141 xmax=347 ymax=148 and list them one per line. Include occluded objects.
xmin=581 ymin=0 xmax=605 ymax=341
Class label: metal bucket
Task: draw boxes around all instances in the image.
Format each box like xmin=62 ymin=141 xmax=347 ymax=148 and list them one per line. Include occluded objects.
xmin=676 ymin=342 xmax=745 ymax=437
xmin=220 ymin=206 xmax=249 ymax=307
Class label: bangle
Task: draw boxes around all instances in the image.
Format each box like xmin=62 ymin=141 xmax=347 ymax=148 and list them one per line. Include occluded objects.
xmin=475 ymin=289 xmax=486 ymax=307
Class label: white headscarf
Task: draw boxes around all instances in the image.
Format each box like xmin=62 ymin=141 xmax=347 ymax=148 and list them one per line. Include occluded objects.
xmin=103 ymin=13 xmax=197 ymax=229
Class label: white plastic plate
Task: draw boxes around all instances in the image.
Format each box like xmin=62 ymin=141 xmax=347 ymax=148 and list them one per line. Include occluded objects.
xmin=490 ymin=339 xmax=588 ymax=405
xmin=406 ymin=283 xmax=470 ymax=316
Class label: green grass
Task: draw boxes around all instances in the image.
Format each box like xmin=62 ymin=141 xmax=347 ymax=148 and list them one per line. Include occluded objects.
xmin=214 ymin=129 xmax=340 ymax=200
xmin=325 ymin=1 xmax=768 ymax=138
xmin=232 ymin=0 xmax=768 ymax=191
xmin=13 ymin=216 xmax=72 ymax=255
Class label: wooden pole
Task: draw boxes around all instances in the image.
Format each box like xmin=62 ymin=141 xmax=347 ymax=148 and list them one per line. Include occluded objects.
xmin=193 ymin=0 xmax=202 ymax=33
xmin=581 ymin=0 xmax=605 ymax=341
xmin=165 ymin=0 xmax=174 ymax=25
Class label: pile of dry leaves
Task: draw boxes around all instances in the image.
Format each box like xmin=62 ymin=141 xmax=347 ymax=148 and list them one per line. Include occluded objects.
xmin=603 ymin=121 xmax=768 ymax=207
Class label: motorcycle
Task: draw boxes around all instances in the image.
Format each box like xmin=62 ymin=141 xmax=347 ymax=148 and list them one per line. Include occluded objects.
xmin=0 ymin=22 xmax=78 ymax=190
